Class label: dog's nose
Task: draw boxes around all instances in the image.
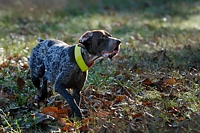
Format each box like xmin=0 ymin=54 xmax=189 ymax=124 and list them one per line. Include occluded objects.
xmin=116 ymin=40 xmax=121 ymax=45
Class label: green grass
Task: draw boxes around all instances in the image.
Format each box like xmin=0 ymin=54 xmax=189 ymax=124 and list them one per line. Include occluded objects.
xmin=0 ymin=0 xmax=200 ymax=132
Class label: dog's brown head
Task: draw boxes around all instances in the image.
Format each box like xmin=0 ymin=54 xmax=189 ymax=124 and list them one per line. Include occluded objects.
xmin=79 ymin=30 xmax=121 ymax=59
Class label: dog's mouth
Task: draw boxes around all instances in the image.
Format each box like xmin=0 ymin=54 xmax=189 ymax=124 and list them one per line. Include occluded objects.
xmin=101 ymin=46 xmax=120 ymax=59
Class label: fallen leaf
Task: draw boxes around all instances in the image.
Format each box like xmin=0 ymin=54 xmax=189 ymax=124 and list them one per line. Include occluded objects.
xmin=142 ymin=78 xmax=153 ymax=86
xmin=82 ymin=117 xmax=94 ymax=124
xmin=58 ymin=118 xmax=74 ymax=132
xmin=41 ymin=106 xmax=59 ymax=118
xmin=61 ymin=125 xmax=70 ymax=132
xmin=177 ymin=117 xmax=185 ymax=122
xmin=163 ymin=78 xmax=176 ymax=85
xmin=132 ymin=113 xmax=143 ymax=119
xmin=102 ymin=100 xmax=112 ymax=109
xmin=41 ymin=106 xmax=58 ymax=114
xmin=22 ymin=63 xmax=29 ymax=69
xmin=79 ymin=125 xmax=90 ymax=132
xmin=57 ymin=108 xmax=68 ymax=115
xmin=58 ymin=118 xmax=67 ymax=126
xmin=142 ymin=100 xmax=153 ymax=107
xmin=16 ymin=77 xmax=25 ymax=90
xmin=114 ymin=95 xmax=126 ymax=103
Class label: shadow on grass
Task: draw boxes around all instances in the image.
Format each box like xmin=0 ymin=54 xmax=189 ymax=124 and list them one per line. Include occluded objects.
xmin=0 ymin=0 xmax=200 ymax=18
xmin=117 ymin=23 xmax=200 ymax=70
xmin=62 ymin=0 xmax=200 ymax=18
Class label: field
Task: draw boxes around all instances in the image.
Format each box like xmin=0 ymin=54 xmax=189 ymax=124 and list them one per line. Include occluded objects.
xmin=0 ymin=0 xmax=200 ymax=132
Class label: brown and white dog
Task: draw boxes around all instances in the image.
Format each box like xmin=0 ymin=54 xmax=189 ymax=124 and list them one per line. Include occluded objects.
xmin=28 ymin=30 xmax=121 ymax=118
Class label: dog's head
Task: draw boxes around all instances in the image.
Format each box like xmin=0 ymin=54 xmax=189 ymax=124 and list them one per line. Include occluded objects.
xmin=79 ymin=30 xmax=121 ymax=59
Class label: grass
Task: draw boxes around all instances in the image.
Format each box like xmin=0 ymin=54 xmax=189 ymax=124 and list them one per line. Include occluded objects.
xmin=0 ymin=0 xmax=200 ymax=132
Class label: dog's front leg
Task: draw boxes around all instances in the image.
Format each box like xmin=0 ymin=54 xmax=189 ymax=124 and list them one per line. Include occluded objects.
xmin=55 ymin=84 xmax=82 ymax=118
xmin=54 ymin=72 xmax=82 ymax=119
xmin=72 ymin=89 xmax=81 ymax=106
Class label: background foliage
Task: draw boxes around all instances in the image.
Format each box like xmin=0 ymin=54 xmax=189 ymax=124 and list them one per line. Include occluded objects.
xmin=0 ymin=0 xmax=200 ymax=132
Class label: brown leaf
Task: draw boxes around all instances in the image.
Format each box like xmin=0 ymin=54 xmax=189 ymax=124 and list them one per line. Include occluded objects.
xmin=142 ymin=78 xmax=153 ymax=86
xmin=58 ymin=118 xmax=67 ymax=126
xmin=79 ymin=125 xmax=90 ymax=132
xmin=56 ymin=108 xmax=68 ymax=118
xmin=114 ymin=95 xmax=126 ymax=103
xmin=82 ymin=117 xmax=94 ymax=124
xmin=142 ymin=100 xmax=153 ymax=107
xmin=57 ymin=108 xmax=68 ymax=114
xmin=163 ymin=78 xmax=176 ymax=85
xmin=16 ymin=77 xmax=25 ymax=90
xmin=41 ymin=106 xmax=70 ymax=118
xmin=61 ymin=125 xmax=71 ymax=132
xmin=22 ymin=63 xmax=29 ymax=69
xmin=41 ymin=106 xmax=58 ymax=118
xmin=59 ymin=118 xmax=74 ymax=131
xmin=177 ymin=117 xmax=185 ymax=122
xmin=41 ymin=106 xmax=58 ymax=114
xmin=132 ymin=113 xmax=143 ymax=119
xmin=102 ymin=100 xmax=112 ymax=109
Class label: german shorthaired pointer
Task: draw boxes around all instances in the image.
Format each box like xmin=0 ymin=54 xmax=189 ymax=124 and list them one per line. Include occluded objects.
xmin=28 ymin=30 xmax=121 ymax=119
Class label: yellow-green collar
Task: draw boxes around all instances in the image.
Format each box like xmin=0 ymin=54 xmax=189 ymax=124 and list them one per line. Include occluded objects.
xmin=74 ymin=45 xmax=89 ymax=72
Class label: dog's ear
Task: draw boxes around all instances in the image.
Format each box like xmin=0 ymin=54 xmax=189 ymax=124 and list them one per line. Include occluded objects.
xmin=104 ymin=30 xmax=112 ymax=37
xmin=79 ymin=31 xmax=93 ymax=44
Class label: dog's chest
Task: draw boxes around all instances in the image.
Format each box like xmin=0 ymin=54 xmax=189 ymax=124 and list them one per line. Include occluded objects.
xmin=44 ymin=45 xmax=86 ymax=86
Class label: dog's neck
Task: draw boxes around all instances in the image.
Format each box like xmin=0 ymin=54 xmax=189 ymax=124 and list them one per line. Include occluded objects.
xmin=78 ymin=44 xmax=100 ymax=68
xmin=81 ymin=47 xmax=100 ymax=67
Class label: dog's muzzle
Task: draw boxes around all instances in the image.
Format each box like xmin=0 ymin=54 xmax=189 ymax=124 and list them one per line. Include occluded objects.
xmin=102 ymin=39 xmax=121 ymax=59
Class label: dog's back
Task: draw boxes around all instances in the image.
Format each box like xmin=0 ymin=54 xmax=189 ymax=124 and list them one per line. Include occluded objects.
xmin=28 ymin=39 xmax=67 ymax=78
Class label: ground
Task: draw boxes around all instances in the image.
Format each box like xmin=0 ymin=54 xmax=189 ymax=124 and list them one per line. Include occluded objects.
xmin=0 ymin=0 xmax=200 ymax=132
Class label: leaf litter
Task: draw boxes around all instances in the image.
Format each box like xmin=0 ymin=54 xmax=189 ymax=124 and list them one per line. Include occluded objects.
xmin=1 ymin=48 xmax=200 ymax=132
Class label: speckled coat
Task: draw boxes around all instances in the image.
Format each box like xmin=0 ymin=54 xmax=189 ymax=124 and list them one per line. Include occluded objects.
xmin=28 ymin=30 xmax=121 ymax=118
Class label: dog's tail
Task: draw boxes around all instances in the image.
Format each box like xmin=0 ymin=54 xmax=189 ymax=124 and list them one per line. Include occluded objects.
xmin=37 ymin=38 xmax=44 ymax=43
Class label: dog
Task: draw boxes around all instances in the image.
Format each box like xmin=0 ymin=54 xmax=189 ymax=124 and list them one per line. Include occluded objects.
xmin=28 ymin=30 xmax=121 ymax=118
